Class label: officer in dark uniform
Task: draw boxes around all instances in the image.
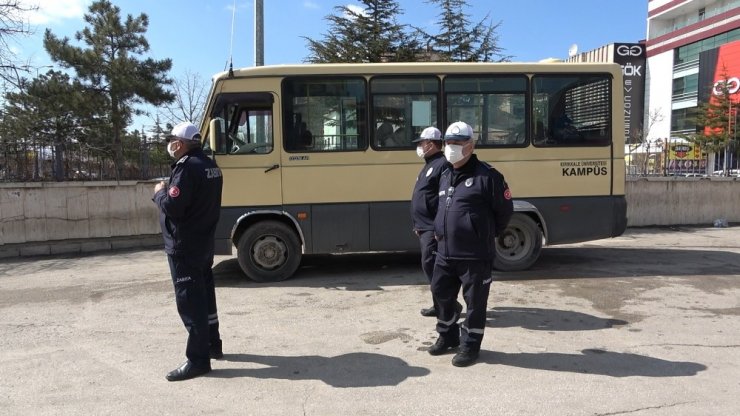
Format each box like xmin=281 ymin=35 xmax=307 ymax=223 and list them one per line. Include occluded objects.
xmin=427 ymin=121 xmax=513 ymax=367
xmin=410 ymin=126 xmax=461 ymax=317
xmin=153 ymin=121 xmax=224 ymax=381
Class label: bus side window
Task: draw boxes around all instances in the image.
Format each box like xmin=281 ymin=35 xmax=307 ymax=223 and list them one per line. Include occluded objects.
xmin=370 ymin=76 xmax=439 ymax=150
xmin=532 ymin=75 xmax=611 ymax=147
xmin=282 ymin=77 xmax=367 ymax=152
xmin=209 ymin=92 xmax=275 ymax=154
xmin=230 ymin=107 xmax=273 ymax=154
xmin=286 ymin=113 xmax=313 ymax=150
xmin=444 ymin=75 xmax=527 ymax=148
xmin=375 ymin=121 xmax=394 ymax=147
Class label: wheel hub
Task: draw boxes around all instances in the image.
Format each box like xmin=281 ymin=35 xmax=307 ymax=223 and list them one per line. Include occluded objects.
xmin=252 ymin=236 xmax=287 ymax=269
xmin=501 ymin=233 xmax=519 ymax=249
xmin=498 ymin=228 xmax=530 ymax=260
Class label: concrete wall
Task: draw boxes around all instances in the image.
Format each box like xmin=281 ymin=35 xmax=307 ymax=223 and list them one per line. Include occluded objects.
xmin=1 ymin=178 xmax=738 ymax=258
xmin=0 ymin=181 xmax=161 ymax=257
xmin=626 ymin=177 xmax=740 ymax=226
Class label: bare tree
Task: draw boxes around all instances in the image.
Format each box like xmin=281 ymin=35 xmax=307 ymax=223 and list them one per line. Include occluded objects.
xmin=160 ymin=69 xmax=207 ymax=126
xmin=0 ymin=0 xmax=37 ymax=89
xmin=628 ymin=107 xmax=664 ymax=175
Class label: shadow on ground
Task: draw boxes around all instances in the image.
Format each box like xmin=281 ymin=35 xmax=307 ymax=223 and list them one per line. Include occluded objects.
xmin=207 ymin=352 xmax=429 ymax=387
xmin=486 ymin=307 xmax=628 ymax=331
xmin=480 ymin=349 xmax=706 ymax=377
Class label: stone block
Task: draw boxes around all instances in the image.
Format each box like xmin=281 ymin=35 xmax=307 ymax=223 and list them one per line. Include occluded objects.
xmin=80 ymin=239 xmax=112 ymax=253
xmin=50 ymin=241 xmax=82 ymax=255
xmin=19 ymin=244 xmax=51 ymax=257
xmin=23 ymin=189 xmax=47 ymax=242
xmin=0 ymin=188 xmax=26 ymax=244
xmin=87 ymin=187 xmax=111 ymax=238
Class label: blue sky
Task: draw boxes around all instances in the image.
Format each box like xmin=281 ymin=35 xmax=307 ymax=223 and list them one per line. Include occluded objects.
xmin=13 ymin=0 xmax=648 ymax=127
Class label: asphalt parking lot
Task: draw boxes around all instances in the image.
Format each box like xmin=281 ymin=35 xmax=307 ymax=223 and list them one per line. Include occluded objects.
xmin=1 ymin=226 xmax=739 ymax=415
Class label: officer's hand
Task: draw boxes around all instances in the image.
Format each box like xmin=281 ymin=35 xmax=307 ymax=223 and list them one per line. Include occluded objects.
xmin=154 ymin=181 xmax=166 ymax=194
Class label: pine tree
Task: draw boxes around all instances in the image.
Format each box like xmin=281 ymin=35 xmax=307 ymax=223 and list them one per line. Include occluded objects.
xmin=422 ymin=0 xmax=509 ymax=62
xmin=304 ymin=0 xmax=421 ymax=63
xmin=43 ymin=0 xmax=174 ymax=180
xmin=0 ymin=71 xmax=103 ymax=181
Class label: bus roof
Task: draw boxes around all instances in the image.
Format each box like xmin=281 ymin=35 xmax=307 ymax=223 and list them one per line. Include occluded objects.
xmin=212 ymin=62 xmax=622 ymax=82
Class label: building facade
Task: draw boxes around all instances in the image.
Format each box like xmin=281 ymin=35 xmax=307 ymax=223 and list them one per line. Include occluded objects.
xmin=646 ymin=0 xmax=740 ymax=174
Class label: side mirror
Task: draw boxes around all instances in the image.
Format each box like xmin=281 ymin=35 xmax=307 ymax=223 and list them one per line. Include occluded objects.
xmin=209 ymin=118 xmax=224 ymax=153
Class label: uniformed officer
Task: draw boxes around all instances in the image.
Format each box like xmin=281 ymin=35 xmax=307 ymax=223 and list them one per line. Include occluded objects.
xmin=410 ymin=127 xmax=462 ymax=317
xmin=153 ymin=121 xmax=224 ymax=381
xmin=427 ymin=121 xmax=513 ymax=367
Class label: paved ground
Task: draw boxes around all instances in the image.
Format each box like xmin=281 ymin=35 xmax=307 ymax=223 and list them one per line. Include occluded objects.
xmin=1 ymin=227 xmax=739 ymax=415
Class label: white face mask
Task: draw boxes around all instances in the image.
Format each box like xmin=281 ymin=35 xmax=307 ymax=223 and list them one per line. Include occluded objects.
xmin=167 ymin=141 xmax=178 ymax=158
xmin=444 ymin=144 xmax=465 ymax=164
xmin=416 ymin=144 xmax=427 ymax=158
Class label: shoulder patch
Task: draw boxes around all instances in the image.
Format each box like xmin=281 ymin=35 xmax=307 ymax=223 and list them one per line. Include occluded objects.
xmin=504 ymin=188 xmax=512 ymax=200
xmin=168 ymin=186 xmax=181 ymax=198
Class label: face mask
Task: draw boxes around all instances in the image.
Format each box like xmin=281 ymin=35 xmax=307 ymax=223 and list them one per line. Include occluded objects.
xmin=416 ymin=145 xmax=427 ymax=158
xmin=444 ymin=144 xmax=465 ymax=164
xmin=167 ymin=141 xmax=177 ymax=158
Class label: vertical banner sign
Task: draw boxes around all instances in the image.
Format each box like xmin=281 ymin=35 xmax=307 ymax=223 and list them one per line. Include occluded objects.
xmin=613 ymin=43 xmax=646 ymax=144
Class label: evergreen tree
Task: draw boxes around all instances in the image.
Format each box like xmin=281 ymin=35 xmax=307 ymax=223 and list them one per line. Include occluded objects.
xmin=0 ymin=70 xmax=103 ymax=181
xmin=43 ymin=0 xmax=174 ymax=180
xmin=304 ymin=0 xmax=421 ymax=63
xmin=422 ymin=0 xmax=509 ymax=62
xmin=684 ymin=69 xmax=740 ymax=173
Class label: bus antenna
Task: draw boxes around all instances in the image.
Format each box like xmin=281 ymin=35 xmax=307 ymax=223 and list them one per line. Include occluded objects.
xmin=227 ymin=0 xmax=236 ymax=77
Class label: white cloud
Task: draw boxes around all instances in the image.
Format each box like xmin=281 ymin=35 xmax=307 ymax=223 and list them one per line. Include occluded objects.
xmin=20 ymin=0 xmax=91 ymax=25
xmin=303 ymin=1 xmax=319 ymax=9
xmin=345 ymin=4 xmax=366 ymax=19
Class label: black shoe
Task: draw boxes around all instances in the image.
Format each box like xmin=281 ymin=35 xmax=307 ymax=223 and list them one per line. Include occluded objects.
xmin=210 ymin=340 xmax=224 ymax=359
xmin=427 ymin=335 xmax=460 ymax=356
xmin=452 ymin=347 xmax=480 ymax=367
xmin=165 ymin=361 xmax=211 ymax=381
xmin=420 ymin=306 xmax=436 ymax=317
xmin=422 ymin=301 xmax=462 ymax=317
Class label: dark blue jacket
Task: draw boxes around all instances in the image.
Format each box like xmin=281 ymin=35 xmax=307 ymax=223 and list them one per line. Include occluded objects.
xmin=434 ymin=154 xmax=513 ymax=260
xmin=411 ymin=152 xmax=448 ymax=232
xmin=153 ymin=148 xmax=223 ymax=258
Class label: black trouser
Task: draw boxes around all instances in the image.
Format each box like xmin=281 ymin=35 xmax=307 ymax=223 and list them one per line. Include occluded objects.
xmin=431 ymin=256 xmax=492 ymax=350
xmin=167 ymin=254 xmax=220 ymax=368
xmin=419 ymin=230 xmax=437 ymax=309
xmin=418 ymin=230 xmax=437 ymax=283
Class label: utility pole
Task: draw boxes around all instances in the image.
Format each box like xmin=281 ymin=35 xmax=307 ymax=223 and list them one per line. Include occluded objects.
xmin=255 ymin=0 xmax=264 ymax=67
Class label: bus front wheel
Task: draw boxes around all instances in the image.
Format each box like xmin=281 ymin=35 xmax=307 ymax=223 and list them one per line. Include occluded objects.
xmin=494 ymin=214 xmax=542 ymax=271
xmin=237 ymin=221 xmax=302 ymax=282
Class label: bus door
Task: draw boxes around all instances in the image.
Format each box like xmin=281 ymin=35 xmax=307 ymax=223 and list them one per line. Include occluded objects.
xmin=208 ymin=91 xmax=281 ymax=210
xmin=279 ymin=77 xmax=371 ymax=254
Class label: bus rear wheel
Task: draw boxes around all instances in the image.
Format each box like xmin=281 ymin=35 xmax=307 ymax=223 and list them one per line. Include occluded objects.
xmin=237 ymin=221 xmax=302 ymax=282
xmin=494 ymin=213 xmax=542 ymax=271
